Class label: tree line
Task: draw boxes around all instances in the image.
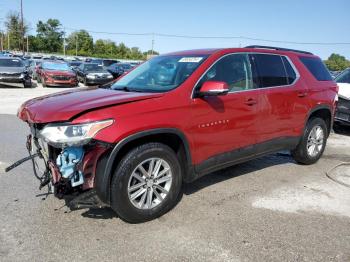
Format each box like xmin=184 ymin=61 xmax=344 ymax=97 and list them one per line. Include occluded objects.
xmin=1 ymin=11 xmax=158 ymax=60
xmin=324 ymin=53 xmax=350 ymax=71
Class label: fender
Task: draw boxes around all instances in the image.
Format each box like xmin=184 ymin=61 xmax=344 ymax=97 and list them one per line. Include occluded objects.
xmin=95 ymin=128 xmax=194 ymax=204
xmin=305 ymin=104 xmax=333 ymax=135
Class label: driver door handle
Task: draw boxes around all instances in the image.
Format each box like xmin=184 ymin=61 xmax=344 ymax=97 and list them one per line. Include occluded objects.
xmin=245 ymin=98 xmax=258 ymax=106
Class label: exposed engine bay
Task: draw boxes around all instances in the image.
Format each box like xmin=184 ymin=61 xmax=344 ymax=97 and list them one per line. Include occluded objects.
xmin=6 ymin=124 xmax=111 ymax=209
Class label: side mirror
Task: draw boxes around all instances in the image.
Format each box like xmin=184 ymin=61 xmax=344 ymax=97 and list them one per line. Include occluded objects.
xmin=197 ymin=81 xmax=229 ymax=97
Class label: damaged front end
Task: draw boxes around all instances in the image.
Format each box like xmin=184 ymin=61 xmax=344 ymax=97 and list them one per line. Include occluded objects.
xmin=335 ymin=96 xmax=350 ymax=126
xmin=7 ymin=119 xmax=114 ymax=209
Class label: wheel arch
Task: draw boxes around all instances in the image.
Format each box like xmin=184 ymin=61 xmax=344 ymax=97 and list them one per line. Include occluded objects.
xmin=306 ymin=105 xmax=333 ymax=136
xmin=95 ymin=128 xmax=194 ymax=204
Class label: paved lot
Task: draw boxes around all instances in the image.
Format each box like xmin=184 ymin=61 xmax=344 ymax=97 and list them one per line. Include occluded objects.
xmin=0 ymin=84 xmax=350 ymax=261
xmin=0 ymin=81 xmax=83 ymax=115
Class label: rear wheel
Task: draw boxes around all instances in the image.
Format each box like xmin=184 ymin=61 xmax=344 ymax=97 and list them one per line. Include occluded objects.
xmin=292 ymin=117 xmax=328 ymax=165
xmin=110 ymin=142 xmax=182 ymax=223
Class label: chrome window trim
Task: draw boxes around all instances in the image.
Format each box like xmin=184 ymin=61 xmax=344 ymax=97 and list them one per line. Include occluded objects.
xmin=191 ymin=52 xmax=300 ymax=98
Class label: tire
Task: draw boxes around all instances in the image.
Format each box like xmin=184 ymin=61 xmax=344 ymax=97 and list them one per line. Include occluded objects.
xmin=24 ymin=80 xmax=32 ymax=88
xmin=291 ymin=117 xmax=328 ymax=165
xmin=110 ymin=142 xmax=182 ymax=223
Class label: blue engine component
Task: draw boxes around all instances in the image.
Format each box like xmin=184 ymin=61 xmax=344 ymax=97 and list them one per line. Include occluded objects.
xmin=56 ymin=147 xmax=84 ymax=187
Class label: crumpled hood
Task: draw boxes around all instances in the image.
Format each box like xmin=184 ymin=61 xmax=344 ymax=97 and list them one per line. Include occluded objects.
xmin=337 ymin=83 xmax=350 ymax=100
xmin=18 ymin=87 xmax=162 ymax=123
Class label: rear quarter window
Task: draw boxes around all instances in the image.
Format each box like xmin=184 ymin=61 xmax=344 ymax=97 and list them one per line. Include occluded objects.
xmin=299 ymin=56 xmax=332 ymax=81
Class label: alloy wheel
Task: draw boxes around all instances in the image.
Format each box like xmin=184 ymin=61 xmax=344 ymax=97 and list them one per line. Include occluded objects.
xmin=306 ymin=125 xmax=324 ymax=157
xmin=127 ymin=158 xmax=172 ymax=209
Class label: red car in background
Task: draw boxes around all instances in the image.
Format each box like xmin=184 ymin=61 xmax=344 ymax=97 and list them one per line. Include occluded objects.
xmin=37 ymin=61 xmax=78 ymax=87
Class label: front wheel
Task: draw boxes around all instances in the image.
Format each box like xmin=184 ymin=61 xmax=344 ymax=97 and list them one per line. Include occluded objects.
xmin=110 ymin=142 xmax=182 ymax=223
xmin=291 ymin=117 xmax=328 ymax=165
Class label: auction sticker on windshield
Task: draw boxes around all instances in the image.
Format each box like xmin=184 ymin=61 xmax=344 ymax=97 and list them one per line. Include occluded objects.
xmin=178 ymin=57 xmax=203 ymax=63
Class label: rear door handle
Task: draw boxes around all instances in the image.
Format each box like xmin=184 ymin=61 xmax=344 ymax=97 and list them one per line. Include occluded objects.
xmin=297 ymin=91 xmax=308 ymax=97
xmin=245 ymin=98 xmax=258 ymax=106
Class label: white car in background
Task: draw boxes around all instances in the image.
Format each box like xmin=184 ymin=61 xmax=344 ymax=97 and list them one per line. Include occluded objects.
xmin=335 ymin=68 xmax=350 ymax=126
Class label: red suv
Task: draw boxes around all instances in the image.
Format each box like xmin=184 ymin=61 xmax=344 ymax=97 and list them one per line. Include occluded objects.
xmin=37 ymin=61 xmax=78 ymax=87
xmin=17 ymin=46 xmax=337 ymax=223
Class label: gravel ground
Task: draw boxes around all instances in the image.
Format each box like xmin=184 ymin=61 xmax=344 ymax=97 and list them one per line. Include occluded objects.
xmin=0 ymin=84 xmax=350 ymax=262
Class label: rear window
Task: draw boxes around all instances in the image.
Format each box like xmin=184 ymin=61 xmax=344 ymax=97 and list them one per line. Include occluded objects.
xmin=299 ymin=56 xmax=332 ymax=81
xmin=252 ymin=54 xmax=289 ymax=88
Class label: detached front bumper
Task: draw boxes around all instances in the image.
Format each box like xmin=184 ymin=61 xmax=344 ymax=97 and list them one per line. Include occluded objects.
xmin=0 ymin=75 xmax=30 ymax=87
xmin=335 ymin=97 xmax=350 ymax=125
xmin=27 ymin=128 xmax=112 ymax=201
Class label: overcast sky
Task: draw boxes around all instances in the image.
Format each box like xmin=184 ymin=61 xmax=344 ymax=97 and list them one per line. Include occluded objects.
xmin=1 ymin=0 xmax=349 ymax=59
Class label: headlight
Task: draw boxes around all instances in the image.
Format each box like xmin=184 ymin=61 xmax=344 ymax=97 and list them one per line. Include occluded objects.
xmin=107 ymin=74 xmax=113 ymax=78
xmin=87 ymin=74 xmax=96 ymax=79
xmin=40 ymin=119 xmax=114 ymax=147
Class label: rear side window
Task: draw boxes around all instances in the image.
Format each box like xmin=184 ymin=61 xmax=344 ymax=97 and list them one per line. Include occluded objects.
xmin=299 ymin=56 xmax=332 ymax=81
xmin=251 ymin=54 xmax=288 ymax=88
xmin=281 ymin=56 xmax=297 ymax=84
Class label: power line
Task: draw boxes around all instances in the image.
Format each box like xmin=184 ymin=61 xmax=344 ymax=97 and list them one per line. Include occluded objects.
xmin=64 ymin=27 xmax=350 ymax=46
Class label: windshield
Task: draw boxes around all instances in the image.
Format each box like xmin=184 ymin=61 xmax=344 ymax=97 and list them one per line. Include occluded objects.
xmin=85 ymin=63 xmax=104 ymax=72
xmin=69 ymin=62 xmax=81 ymax=66
xmin=91 ymin=59 xmax=103 ymax=65
xmin=111 ymin=55 xmax=207 ymax=92
xmin=42 ymin=62 xmax=71 ymax=71
xmin=0 ymin=58 xmax=24 ymax=67
xmin=103 ymin=60 xmax=118 ymax=67
xmin=335 ymin=69 xmax=350 ymax=84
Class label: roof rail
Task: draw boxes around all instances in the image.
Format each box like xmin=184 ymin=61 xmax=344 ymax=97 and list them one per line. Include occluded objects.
xmin=245 ymin=45 xmax=313 ymax=55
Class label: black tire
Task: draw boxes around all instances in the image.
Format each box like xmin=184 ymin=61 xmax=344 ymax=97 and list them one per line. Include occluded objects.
xmin=291 ymin=117 xmax=328 ymax=165
xmin=110 ymin=142 xmax=182 ymax=223
xmin=24 ymin=80 xmax=32 ymax=88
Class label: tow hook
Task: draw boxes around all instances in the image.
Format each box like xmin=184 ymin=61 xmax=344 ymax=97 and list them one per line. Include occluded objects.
xmin=56 ymin=147 xmax=85 ymax=187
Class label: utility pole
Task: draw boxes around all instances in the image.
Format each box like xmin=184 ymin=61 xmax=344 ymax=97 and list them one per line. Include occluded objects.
xmin=26 ymin=36 xmax=29 ymax=53
xmin=151 ymin=33 xmax=154 ymax=55
xmin=75 ymin=35 xmax=78 ymax=56
xmin=20 ymin=0 xmax=25 ymax=54
xmin=63 ymin=27 xmax=66 ymax=56
xmin=0 ymin=33 xmax=3 ymax=52
xmin=7 ymin=33 xmax=10 ymax=50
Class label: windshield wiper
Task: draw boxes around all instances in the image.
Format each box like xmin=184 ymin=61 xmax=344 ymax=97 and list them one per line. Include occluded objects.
xmin=114 ymin=86 xmax=133 ymax=92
